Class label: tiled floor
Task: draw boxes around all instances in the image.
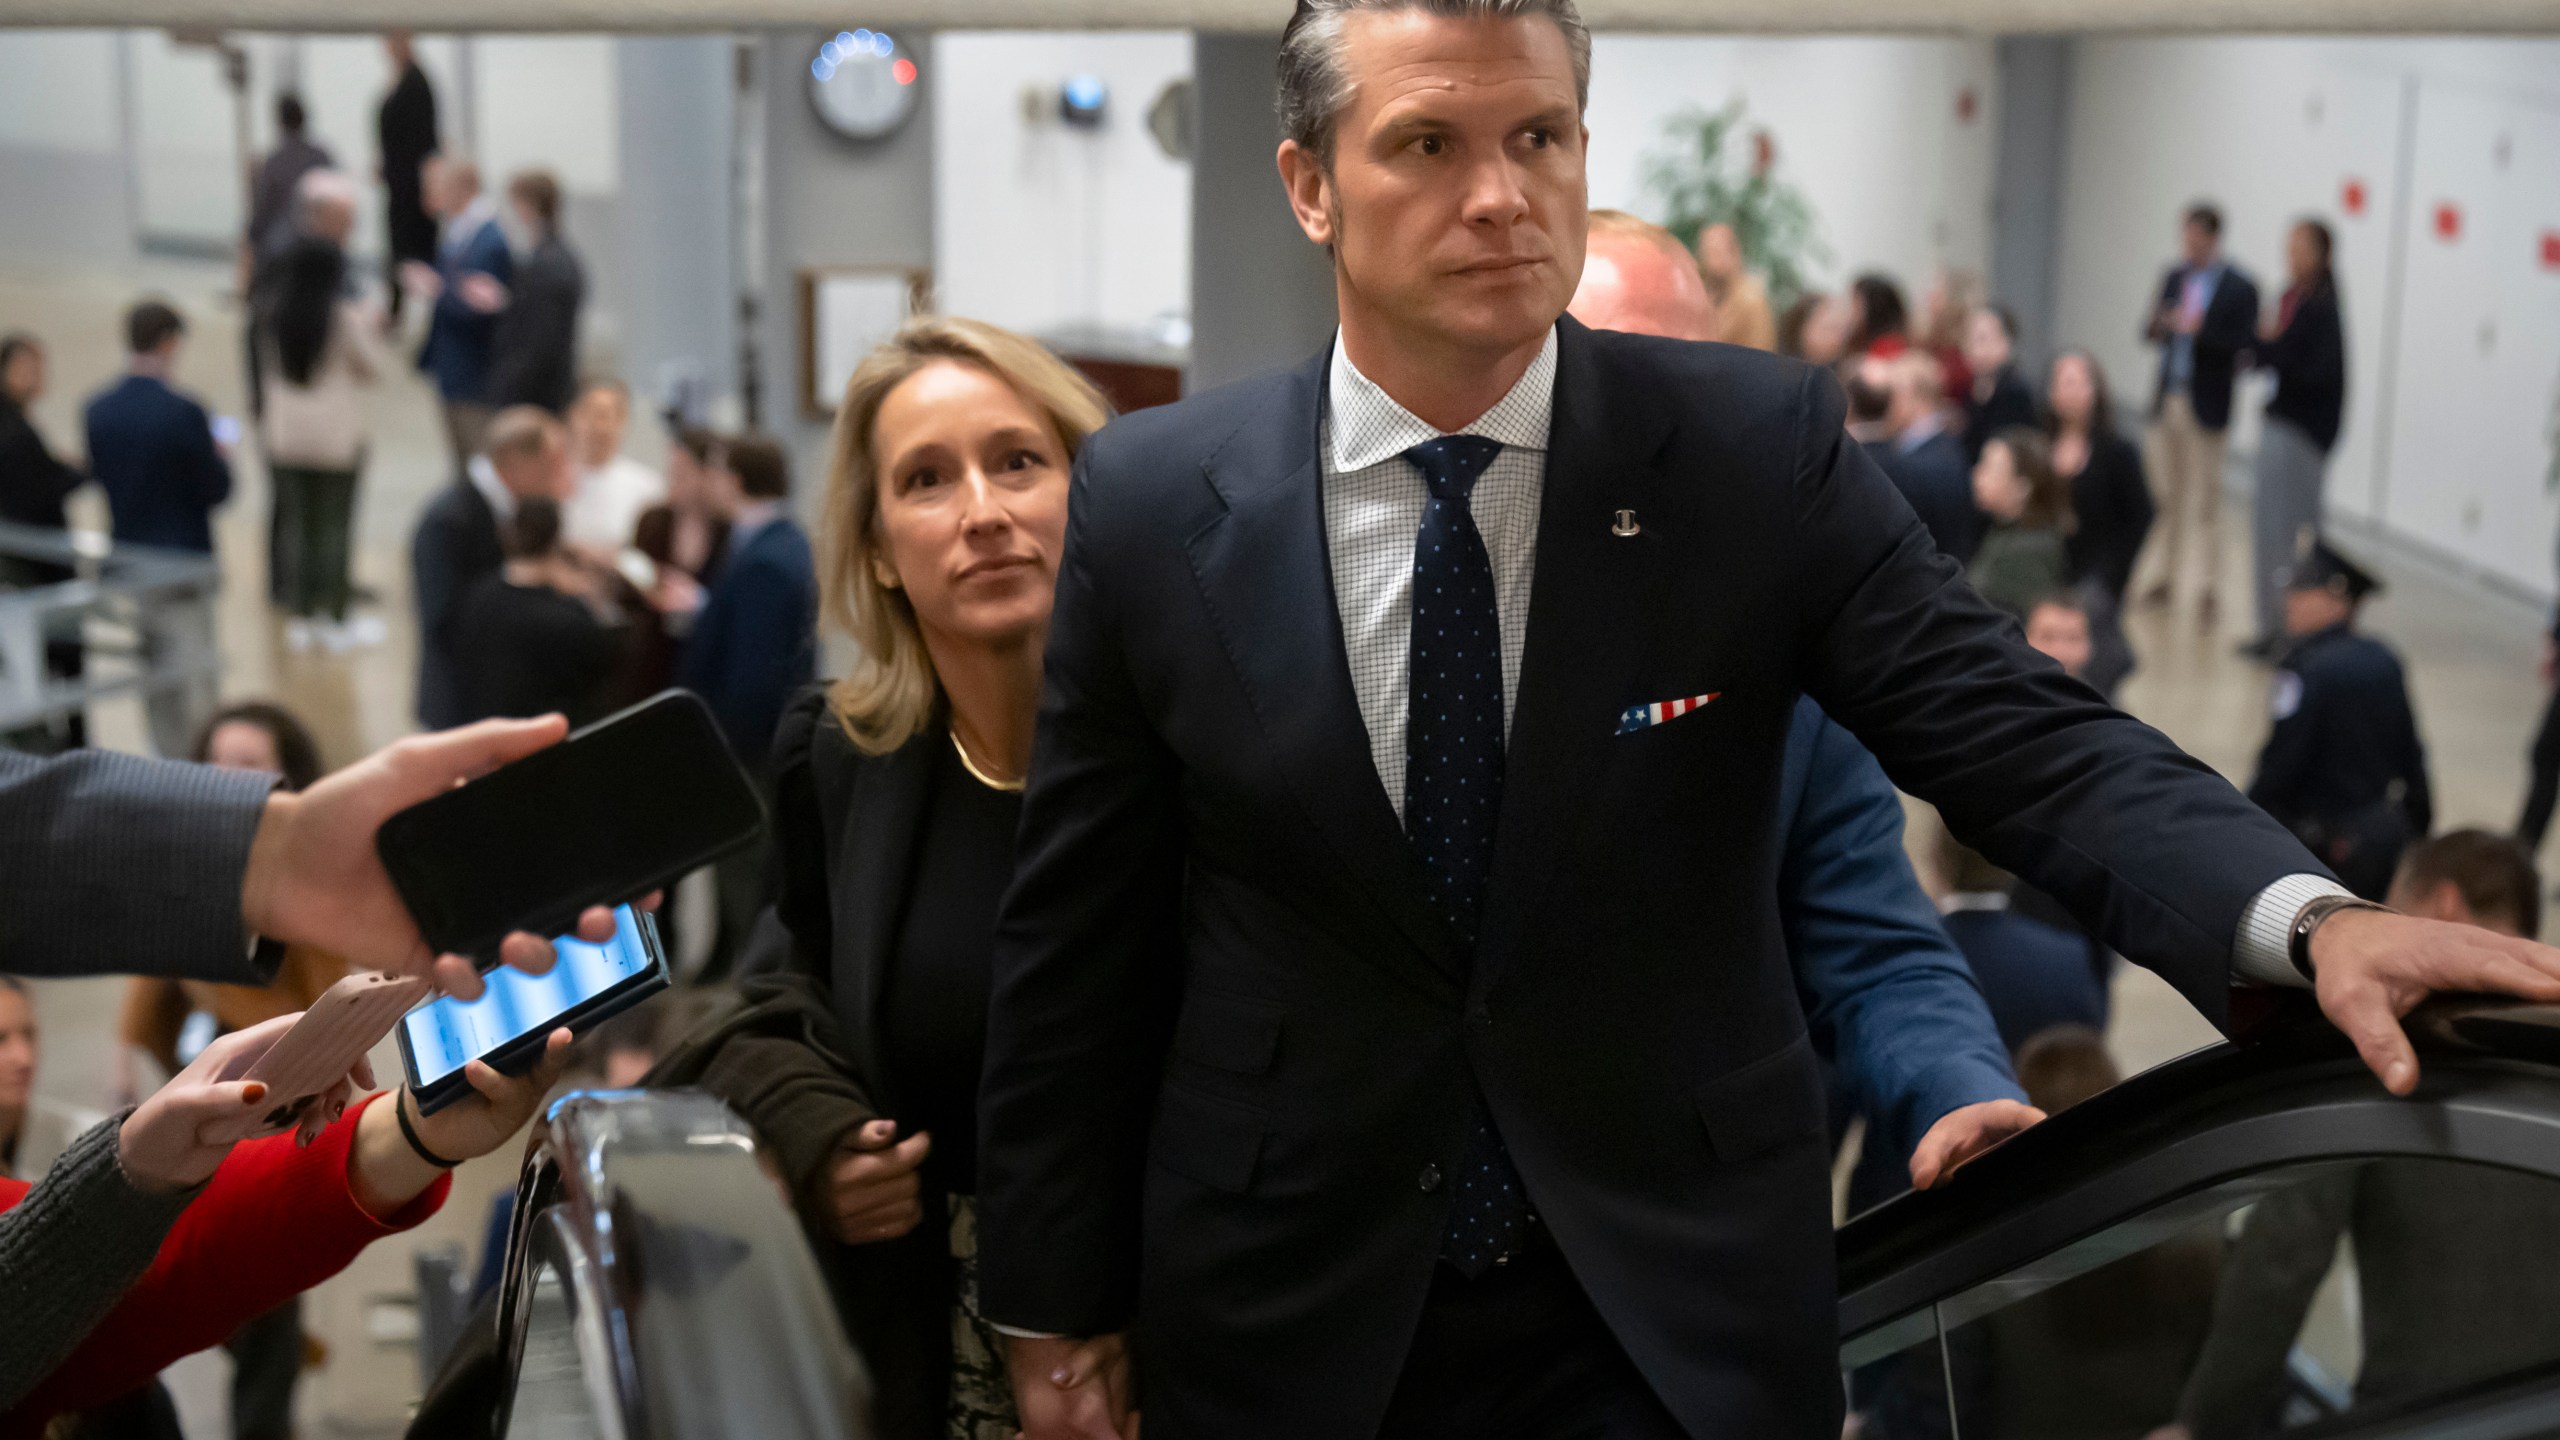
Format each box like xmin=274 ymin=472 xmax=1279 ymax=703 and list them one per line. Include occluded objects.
xmin=6 ymin=254 xmax=2553 ymax=1433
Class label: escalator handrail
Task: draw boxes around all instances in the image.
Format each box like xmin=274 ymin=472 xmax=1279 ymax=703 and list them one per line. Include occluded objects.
xmin=495 ymin=1088 xmax=870 ymax=1440
xmin=1837 ymin=996 xmax=2560 ymax=1346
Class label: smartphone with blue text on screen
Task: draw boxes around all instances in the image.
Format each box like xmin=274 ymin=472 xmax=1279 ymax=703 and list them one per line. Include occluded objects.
xmin=395 ymin=903 xmax=668 ymax=1114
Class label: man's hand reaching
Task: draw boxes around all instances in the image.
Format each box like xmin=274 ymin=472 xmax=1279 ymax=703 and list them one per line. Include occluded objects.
xmin=1908 ymin=1098 xmax=2045 ymax=1190
xmin=237 ymin=715 xmax=635 ymax=998
xmin=2309 ymin=908 xmax=2560 ymax=1094
xmin=1009 ymin=1332 xmax=1137 ymax=1440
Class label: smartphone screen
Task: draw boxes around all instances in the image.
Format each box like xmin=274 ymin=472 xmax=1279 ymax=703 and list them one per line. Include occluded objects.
xmin=376 ymin=691 xmax=765 ymax=960
xmin=400 ymin=905 xmax=661 ymax=1086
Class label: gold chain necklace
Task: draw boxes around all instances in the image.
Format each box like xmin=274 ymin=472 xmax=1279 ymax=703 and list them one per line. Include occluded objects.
xmin=950 ymin=728 xmax=1026 ymax=793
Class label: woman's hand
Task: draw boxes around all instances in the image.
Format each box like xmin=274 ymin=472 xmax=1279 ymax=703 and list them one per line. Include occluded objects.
xmin=349 ymin=1029 xmax=574 ymax=1219
xmin=825 ymin=1119 xmax=932 ymax=1244
xmin=118 ymin=1014 xmax=304 ymax=1194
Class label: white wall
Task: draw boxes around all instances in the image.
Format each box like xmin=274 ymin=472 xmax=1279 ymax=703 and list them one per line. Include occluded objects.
xmin=2054 ymin=37 xmax=2560 ymax=594
xmin=1586 ymin=35 xmax=2000 ymax=300
xmin=0 ymin=30 xmax=119 ymax=153
xmin=931 ymin=31 xmax=1191 ymax=339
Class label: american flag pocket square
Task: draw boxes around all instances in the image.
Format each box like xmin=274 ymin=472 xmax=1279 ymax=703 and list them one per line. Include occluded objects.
xmin=1617 ymin=692 xmax=1721 ymax=735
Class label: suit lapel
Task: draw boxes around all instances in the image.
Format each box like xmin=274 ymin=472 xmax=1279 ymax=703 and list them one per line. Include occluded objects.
xmin=1186 ymin=349 xmax=1460 ymax=981
xmin=1476 ymin=318 xmax=1676 ymax=983
xmin=829 ymin=731 xmax=937 ymax=1103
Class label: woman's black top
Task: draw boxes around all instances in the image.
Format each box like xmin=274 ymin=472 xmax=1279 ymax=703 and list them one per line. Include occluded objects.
xmin=2258 ymin=279 xmax=2346 ymax=453
xmin=877 ymin=736 xmax=1021 ymax=1197
xmin=2061 ymin=428 xmax=2157 ymax=603
xmin=451 ymin=574 xmax=627 ymax=725
xmin=1962 ymin=364 xmax=2039 ymax=462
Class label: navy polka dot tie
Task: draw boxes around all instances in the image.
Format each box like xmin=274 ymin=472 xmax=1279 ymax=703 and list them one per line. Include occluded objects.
xmin=1402 ymin=435 xmax=1534 ymax=1276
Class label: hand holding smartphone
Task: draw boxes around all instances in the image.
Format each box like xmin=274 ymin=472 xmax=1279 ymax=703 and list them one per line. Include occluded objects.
xmin=223 ymin=972 xmax=429 ymax=1140
xmin=397 ymin=904 xmax=670 ymax=1114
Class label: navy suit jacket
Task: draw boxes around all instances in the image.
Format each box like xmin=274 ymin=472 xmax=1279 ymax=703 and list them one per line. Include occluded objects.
xmin=680 ymin=517 xmax=817 ymax=771
xmin=416 ymin=217 xmax=514 ymax=403
xmin=410 ymin=479 xmax=504 ymax=730
xmin=1869 ymin=428 xmax=1982 ymax=566
xmin=83 ymin=375 xmax=231 ymax=553
xmin=1778 ymin=697 xmax=2022 ymax=1162
xmin=1940 ymin=903 xmax=2112 ymax=1055
xmin=975 ymin=319 xmax=2324 ymax=1440
xmin=2147 ymin=262 xmax=2261 ymax=431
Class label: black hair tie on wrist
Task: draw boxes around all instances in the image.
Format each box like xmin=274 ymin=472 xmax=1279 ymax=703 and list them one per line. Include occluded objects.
xmin=395 ymin=1090 xmax=464 ymax=1169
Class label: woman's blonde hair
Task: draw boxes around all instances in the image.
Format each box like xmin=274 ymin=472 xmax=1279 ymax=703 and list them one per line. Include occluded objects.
xmin=820 ymin=315 xmax=1112 ymax=755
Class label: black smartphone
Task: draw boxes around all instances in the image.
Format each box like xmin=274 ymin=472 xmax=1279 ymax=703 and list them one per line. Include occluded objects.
xmin=396 ymin=904 xmax=670 ymax=1114
xmin=376 ymin=690 xmax=766 ymax=962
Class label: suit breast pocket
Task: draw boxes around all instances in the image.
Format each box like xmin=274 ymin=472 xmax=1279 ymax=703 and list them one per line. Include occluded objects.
xmin=1693 ymin=1033 xmax=1825 ymax=1163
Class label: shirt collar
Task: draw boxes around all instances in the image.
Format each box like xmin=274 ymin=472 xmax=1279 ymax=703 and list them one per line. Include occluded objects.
xmin=441 ymin=196 xmax=498 ymax=253
xmin=1326 ymin=326 xmax=1558 ymax=473
xmin=1896 ymin=410 xmax=1950 ymax=452
xmin=1939 ymin=890 xmax=2013 ymax=915
xmin=467 ymin=454 xmax=518 ymax=523
xmin=729 ymin=499 xmax=787 ymax=544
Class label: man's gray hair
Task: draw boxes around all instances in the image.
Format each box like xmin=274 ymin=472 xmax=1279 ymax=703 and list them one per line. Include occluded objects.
xmin=1276 ymin=0 xmax=1591 ymax=161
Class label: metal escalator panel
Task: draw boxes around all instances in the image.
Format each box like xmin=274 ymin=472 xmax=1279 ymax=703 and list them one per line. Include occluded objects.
xmin=501 ymin=1090 xmax=871 ymax=1440
xmin=1837 ymin=1003 xmax=2560 ymax=1440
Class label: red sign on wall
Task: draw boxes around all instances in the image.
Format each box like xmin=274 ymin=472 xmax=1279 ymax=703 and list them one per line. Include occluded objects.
xmin=2342 ymin=178 xmax=2368 ymax=216
xmin=2543 ymin=230 xmax=2560 ymax=271
xmin=2435 ymin=203 xmax=2464 ymax=241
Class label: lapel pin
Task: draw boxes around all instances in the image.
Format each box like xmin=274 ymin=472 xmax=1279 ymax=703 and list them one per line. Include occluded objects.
xmin=1611 ymin=508 xmax=1641 ymax=537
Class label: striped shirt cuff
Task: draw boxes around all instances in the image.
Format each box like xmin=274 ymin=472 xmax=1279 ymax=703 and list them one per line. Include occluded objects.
xmin=2232 ymin=873 xmax=2354 ymax=987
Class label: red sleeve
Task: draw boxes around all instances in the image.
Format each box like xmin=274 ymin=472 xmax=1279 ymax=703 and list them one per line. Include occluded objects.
xmin=6 ymin=1092 xmax=449 ymax=1424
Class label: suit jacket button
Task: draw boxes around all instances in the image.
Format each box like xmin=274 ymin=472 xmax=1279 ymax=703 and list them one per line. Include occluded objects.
xmin=1419 ymin=1164 xmax=1444 ymax=1193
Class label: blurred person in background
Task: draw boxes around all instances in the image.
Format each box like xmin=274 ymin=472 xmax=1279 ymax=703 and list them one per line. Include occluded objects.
xmin=116 ymin=703 xmax=344 ymax=1440
xmin=453 ymin=496 xmax=629 ymax=726
xmin=2241 ymin=219 xmax=2348 ymax=661
xmin=2024 ymin=591 xmax=2094 ymax=684
xmin=560 ymin=377 xmax=664 ymax=556
xmin=679 ymin=433 xmax=816 ymax=974
xmin=1960 ymin=304 xmax=2037 ymax=462
xmin=1876 ymin=350 xmax=1980 ymax=563
xmin=412 ymin=406 xmax=570 ymax=729
xmin=2248 ymin=541 xmax=2430 ymax=901
xmin=2139 ymin=202 xmax=2259 ymax=623
xmin=1968 ymin=428 xmax=2075 ymax=620
xmin=259 ymin=170 xmax=390 ymax=654
xmin=485 ymin=169 xmax=585 ymax=417
xmin=407 ymin=155 xmax=512 ymax=475
xmin=2152 ymin=831 xmax=2560 ymax=1440
xmin=2046 ymin=349 xmax=2152 ymax=697
xmin=1847 ymin=271 xmax=1911 ymax=358
xmin=0 ymin=980 xmax=103 ymax=1184
xmin=1695 ymin=222 xmax=1773 ymax=351
xmin=2517 ymin=574 xmax=2560 ymax=854
xmin=1916 ymin=268 xmax=1982 ymax=404
xmin=376 ymin=31 xmax=439 ymax=328
xmin=620 ymin=424 xmax=728 ymax=704
xmin=1934 ymin=834 xmax=2110 ymax=1056
xmin=0 ymin=333 xmax=87 ymax=753
xmin=85 ymin=299 xmax=235 ymax=757
xmin=1570 ymin=210 xmax=1715 ymax=341
xmin=1778 ymin=290 xmax=1850 ymax=365
xmin=243 ymin=95 xmax=332 ymax=284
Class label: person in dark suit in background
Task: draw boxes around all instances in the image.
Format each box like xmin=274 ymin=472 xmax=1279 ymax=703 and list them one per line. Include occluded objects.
xmin=2138 ymin=202 xmax=2258 ymax=623
xmin=407 ymin=155 xmax=513 ymax=476
xmin=84 ymin=302 xmax=232 ymax=556
xmin=1876 ymin=349 xmax=1982 ymax=564
xmin=485 ymin=169 xmax=585 ymax=416
xmin=376 ymin=31 xmax=439 ymax=328
xmin=2249 ymin=541 xmax=2430 ymax=901
xmin=680 ymin=433 xmax=817 ymax=970
xmin=972 ymin=7 xmax=2560 ymax=1440
xmin=241 ymin=93 xmax=334 ymax=422
xmin=1934 ymin=834 xmax=2111 ymax=1055
xmin=2241 ymin=219 xmax=2348 ymax=660
xmin=453 ymin=496 xmax=627 ymax=725
xmin=410 ymin=405 xmax=569 ymax=730
xmin=0 ymin=333 xmax=87 ymax=753
xmin=1959 ymin=304 xmax=2037 ymax=462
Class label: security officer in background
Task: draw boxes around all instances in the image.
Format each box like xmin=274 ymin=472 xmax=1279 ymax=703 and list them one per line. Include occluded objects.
xmin=2248 ymin=540 xmax=2432 ymax=900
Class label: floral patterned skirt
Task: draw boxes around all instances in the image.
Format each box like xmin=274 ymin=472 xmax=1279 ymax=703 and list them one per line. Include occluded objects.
xmin=947 ymin=1194 xmax=1021 ymax=1440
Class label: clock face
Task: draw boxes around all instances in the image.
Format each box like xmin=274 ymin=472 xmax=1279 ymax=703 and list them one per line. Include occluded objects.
xmin=808 ymin=30 xmax=918 ymax=142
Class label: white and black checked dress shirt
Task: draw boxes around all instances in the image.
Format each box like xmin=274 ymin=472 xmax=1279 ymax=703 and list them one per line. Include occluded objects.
xmin=1314 ymin=323 xmax=2327 ymax=985
xmin=1323 ymin=329 xmax=1556 ymax=823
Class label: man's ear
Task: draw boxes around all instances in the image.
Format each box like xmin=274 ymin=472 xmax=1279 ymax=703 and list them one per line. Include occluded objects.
xmin=1276 ymin=140 xmax=1336 ymax=250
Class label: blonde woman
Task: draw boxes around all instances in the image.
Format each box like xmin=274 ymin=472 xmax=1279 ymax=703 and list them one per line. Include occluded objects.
xmin=683 ymin=316 xmax=1108 ymax=1440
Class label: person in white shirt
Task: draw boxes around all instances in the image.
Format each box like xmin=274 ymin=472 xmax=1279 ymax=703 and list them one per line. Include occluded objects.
xmin=561 ymin=377 xmax=665 ymax=558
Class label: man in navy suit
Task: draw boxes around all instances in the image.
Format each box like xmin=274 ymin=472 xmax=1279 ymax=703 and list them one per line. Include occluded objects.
xmin=1875 ymin=349 xmax=1981 ymax=565
xmin=85 ymin=300 xmax=234 ymax=756
xmin=411 ymin=405 xmax=568 ymax=730
xmin=680 ymin=433 xmax=816 ymax=969
xmin=976 ymin=6 xmax=2560 ymax=1438
xmin=2139 ymin=202 xmax=2259 ymax=618
xmin=406 ymin=154 xmax=514 ymax=477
